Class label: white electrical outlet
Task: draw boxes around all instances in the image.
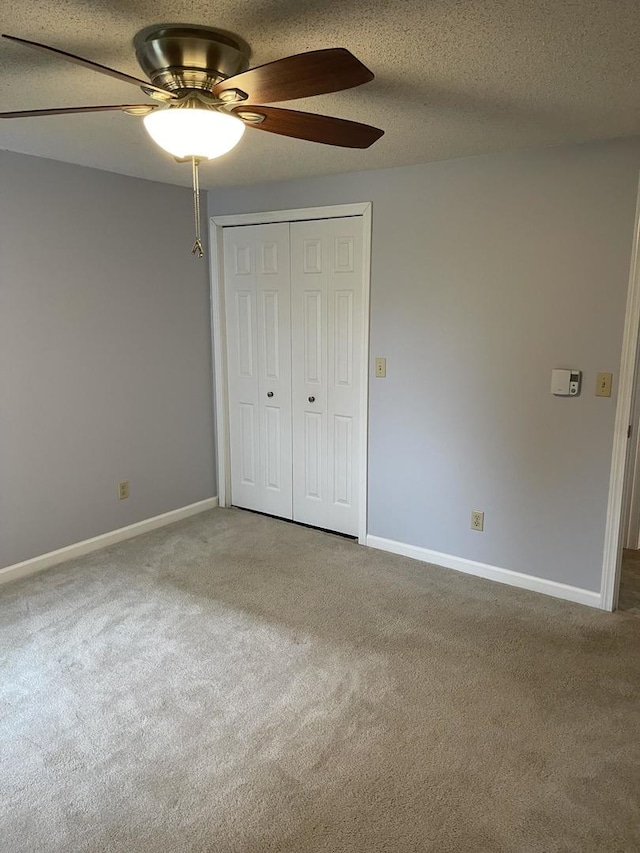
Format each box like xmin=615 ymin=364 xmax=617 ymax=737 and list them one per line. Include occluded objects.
xmin=471 ymin=510 xmax=484 ymax=531
xmin=118 ymin=481 xmax=130 ymax=501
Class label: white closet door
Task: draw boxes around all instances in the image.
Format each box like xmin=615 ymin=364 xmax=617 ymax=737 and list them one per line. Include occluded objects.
xmin=290 ymin=217 xmax=363 ymax=535
xmin=224 ymin=223 xmax=293 ymax=518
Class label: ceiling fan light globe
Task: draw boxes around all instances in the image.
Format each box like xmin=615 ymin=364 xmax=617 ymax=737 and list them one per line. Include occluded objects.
xmin=143 ymin=107 xmax=245 ymax=159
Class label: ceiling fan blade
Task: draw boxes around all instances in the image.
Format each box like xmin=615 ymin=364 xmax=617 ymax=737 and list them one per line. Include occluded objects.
xmin=233 ymin=106 xmax=384 ymax=149
xmin=0 ymin=104 xmax=157 ymax=118
xmin=1 ymin=34 xmax=176 ymax=99
xmin=214 ymin=48 xmax=373 ymax=104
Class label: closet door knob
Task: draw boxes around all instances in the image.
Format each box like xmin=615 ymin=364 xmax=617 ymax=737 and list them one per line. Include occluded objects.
xmin=267 ymin=391 xmax=274 ymax=398
xmin=308 ymin=396 xmax=316 ymax=403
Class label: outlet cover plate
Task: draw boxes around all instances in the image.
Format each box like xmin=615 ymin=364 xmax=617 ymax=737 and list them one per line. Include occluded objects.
xmin=471 ymin=510 xmax=484 ymax=531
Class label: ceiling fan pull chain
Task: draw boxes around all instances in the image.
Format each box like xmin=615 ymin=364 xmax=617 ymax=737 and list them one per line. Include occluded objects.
xmin=191 ymin=156 xmax=204 ymax=258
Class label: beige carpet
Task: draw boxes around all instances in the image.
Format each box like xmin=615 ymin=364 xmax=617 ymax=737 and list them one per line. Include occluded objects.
xmin=1 ymin=508 xmax=639 ymax=853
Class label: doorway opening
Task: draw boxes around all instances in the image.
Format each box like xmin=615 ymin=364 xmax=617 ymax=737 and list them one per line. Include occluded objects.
xmin=602 ymin=175 xmax=640 ymax=612
xmin=617 ymin=328 xmax=640 ymax=614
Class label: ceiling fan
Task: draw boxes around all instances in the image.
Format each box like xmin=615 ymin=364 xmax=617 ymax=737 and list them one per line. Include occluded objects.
xmin=0 ymin=24 xmax=384 ymax=255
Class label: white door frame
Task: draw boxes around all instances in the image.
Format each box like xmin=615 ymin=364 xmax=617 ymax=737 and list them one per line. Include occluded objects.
xmin=209 ymin=202 xmax=372 ymax=544
xmin=601 ymin=175 xmax=640 ymax=610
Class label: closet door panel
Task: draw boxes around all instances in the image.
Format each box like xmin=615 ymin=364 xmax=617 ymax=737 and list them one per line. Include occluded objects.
xmin=291 ymin=217 xmax=363 ymax=535
xmin=224 ymin=223 xmax=292 ymax=518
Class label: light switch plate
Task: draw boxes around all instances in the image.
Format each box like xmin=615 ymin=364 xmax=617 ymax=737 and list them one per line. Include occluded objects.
xmin=375 ymin=357 xmax=386 ymax=378
xmin=595 ymin=372 xmax=613 ymax=397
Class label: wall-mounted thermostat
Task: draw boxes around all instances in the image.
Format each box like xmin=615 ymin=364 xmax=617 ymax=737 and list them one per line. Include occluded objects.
xmin=551 ymin=369 xmax=581 ymax=397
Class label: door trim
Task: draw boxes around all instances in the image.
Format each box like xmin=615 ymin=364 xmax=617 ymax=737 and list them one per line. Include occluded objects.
xmin=601 ymin=174 xmax=640 ymax=611
xmin=209 ymin=202 xmax=372 ymax=544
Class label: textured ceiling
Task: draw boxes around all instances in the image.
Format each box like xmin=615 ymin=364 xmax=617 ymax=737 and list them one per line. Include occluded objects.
xmin=1 ymin=1 xmax=640 ymax=189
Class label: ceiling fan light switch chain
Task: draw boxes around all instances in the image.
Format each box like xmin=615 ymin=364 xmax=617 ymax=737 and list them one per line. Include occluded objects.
xmin=191 ymin=157 xmax=204 ymax=259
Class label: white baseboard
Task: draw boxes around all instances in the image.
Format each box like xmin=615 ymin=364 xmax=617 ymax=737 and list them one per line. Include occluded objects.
xmin=366 ymin=535 xmax=602 ymax=609
xmin=0 ymin=497 xmax=219 ymax=587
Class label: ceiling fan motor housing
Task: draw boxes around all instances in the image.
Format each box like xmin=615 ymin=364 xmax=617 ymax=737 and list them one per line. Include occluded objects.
xmin=134 ymin=25 xmax=251 ymax=97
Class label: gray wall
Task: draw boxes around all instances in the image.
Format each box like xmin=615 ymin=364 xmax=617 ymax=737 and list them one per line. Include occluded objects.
xmin=208 ymin=138 xmax=640 ymax=592
xmin=1 ymin=151 xmax=216 ymax=568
